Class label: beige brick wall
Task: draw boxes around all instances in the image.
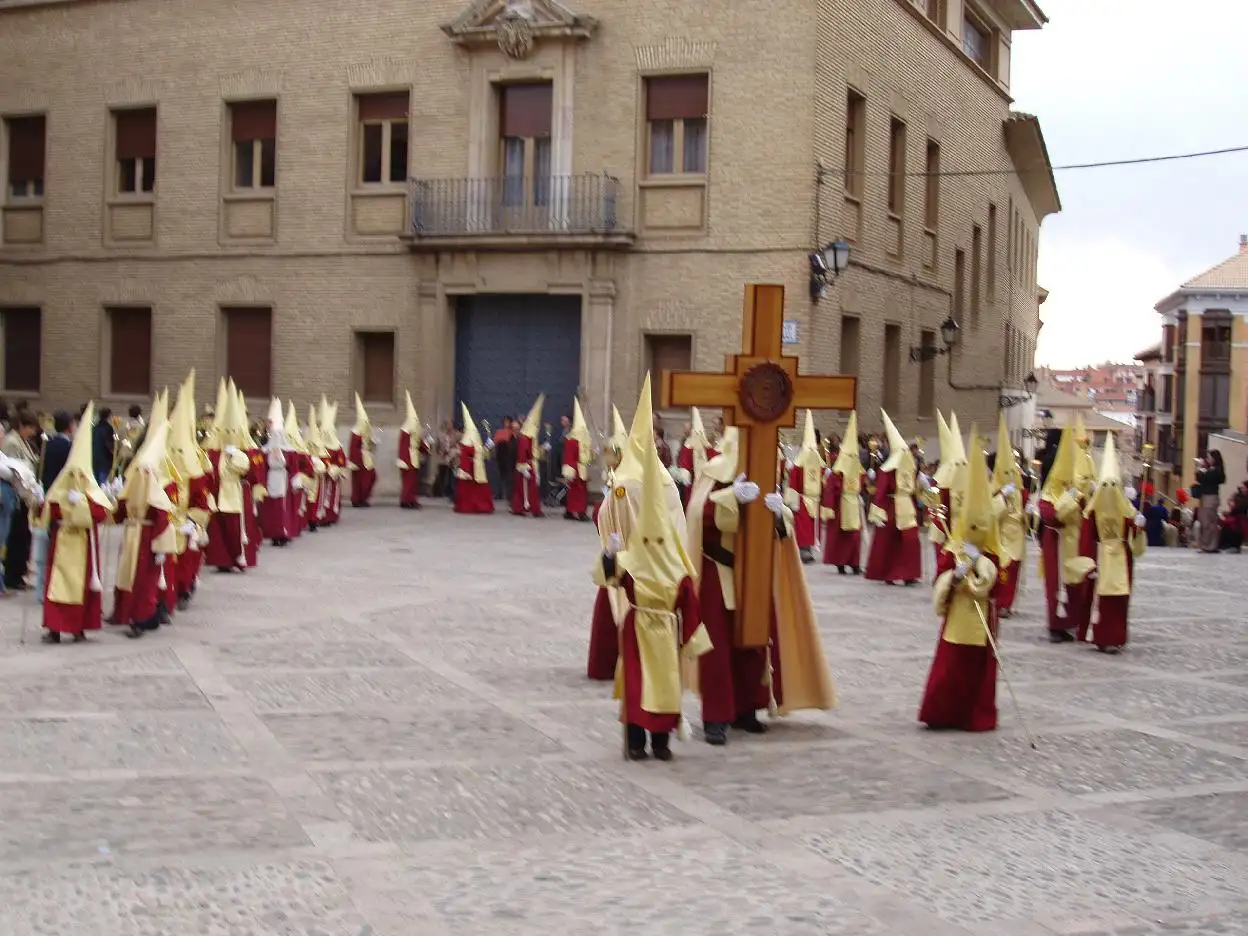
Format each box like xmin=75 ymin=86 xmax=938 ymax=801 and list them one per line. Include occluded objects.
xmin=0 ymin=0 xmax=1052 ymax=446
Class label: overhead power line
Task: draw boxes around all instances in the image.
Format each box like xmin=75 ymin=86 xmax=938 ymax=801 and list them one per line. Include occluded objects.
xmin=844 ymin=143 xmax=1248 ymax=179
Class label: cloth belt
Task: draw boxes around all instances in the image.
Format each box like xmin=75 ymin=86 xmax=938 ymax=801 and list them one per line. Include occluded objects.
xmin=704 ymin=541 xmax=735 ymax=568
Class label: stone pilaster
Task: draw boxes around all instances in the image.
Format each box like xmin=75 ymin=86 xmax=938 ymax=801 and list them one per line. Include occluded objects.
xmin=1181 ymin=310 xmax=1202 ymax=488
xmin=1231 ymin=314 xmax=1248 ymax=435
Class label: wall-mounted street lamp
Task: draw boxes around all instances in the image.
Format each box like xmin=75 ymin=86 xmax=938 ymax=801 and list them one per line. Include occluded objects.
xmin=999 ymin=371 xmax=1039 ymax=409
xmin=809 ymin=240 xmax=851 ymax=302
xmin=908 ymin=315 xmax=960 ymax=362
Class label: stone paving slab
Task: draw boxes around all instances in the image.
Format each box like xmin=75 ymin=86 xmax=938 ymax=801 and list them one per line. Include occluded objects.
xmin=0 ymin=502 xmax=1244 ymax=934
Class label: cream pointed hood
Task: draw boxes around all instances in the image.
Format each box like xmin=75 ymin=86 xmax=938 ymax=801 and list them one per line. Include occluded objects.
xmin=793 ymin=409 xmax=823 ymax=471
xmin=47 ymin=401 xmax=112 ymax=509
xmin=610 ymin=405 xmax=628 ymax=451
xmin=569 ymin=398 xmax=592 ymax=454
xmin=880 ymin=410 xmax=912 ymax=474
xmin=285 ymin=402 xmax=307 ymax=453
xmin=949 ymin=423 xmax=999 ymax=558
xmin=353 ymin=393 xmax=370 ymax=436
xmin=1085 ymin=431 xmax=1132 ymax=523
xmin=992 ymin=413 xmax=1022 ymax=493
xmin=401 ymin=391 xmax=420 ymax=434
xmin=169 ymin=377 xmax=206 ymax=481
xmin=617 ymin=374 xmax=674 ymax=494
xmin=460 ymin=403 xmax=483 ymax=449
xmin=701 ymin=426 xmax=741 ymax=484
xmin=832 ymin=411 xmax=862 ymax=493
xmin=520 ymin=395 xmax=544 ymax=440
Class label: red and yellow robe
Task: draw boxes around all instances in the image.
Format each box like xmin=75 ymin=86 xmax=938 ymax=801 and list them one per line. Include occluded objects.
xmin=42 ymin=499 xmax=110 ymax=635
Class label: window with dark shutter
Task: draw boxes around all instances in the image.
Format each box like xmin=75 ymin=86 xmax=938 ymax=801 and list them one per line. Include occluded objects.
xmin=358 ymin=332 xmax=395 ymax=404
xmin=356 ymin=92 xmax=409 ymax=185
xmin=499 ymin=83 xmax=553 ymax=139
xmin=1 ymin=307 xmax=41 ymax=393
xmin=223 ymin=306 xmax=273 ymax=399
xmin=107 ymin=306 xmax=153 ymax=396
xmin=230 ymin=100 xmax=277 ymax=190
xmin=645 ymin=75 xmax=709 ymax=122
xmin=6 ymin=115 xmax=46 ymax=197
xmin=644 ymin=75 xmax=709 ymax=176
xmin=645 ymin=334 xmax=692 ymax=411
xmin=114 ymin=108 xmax=157 ymax=194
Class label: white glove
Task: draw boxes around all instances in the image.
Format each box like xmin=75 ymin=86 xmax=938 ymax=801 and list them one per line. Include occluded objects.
xmin=154 ymin=553 xmax=166 ymax=564
xmin=763 ymin=492 xmax=785 ymax=516
xmin=518 ymin=465 xmax=531 ymax=478
xmin=224 ymin=445 xmax=240 ymax=457
xmin=732 ymin=473 xmax=760 ymax=504
xmin=870 ymin=514 xmax=885 ymax=528
xmin=1001 ymin=483 xmax=1017 ymax=497
xmin=867 ymin=469 xmax=877 ymax=481
xmin=1088 ymin=569 xmax=1098 ymax=581
xmin=484 ymin=439 xmax=495 ymax=450
xmin=917 ymin=474 xmax=930 ymax=492
xmin=0 ymin=461 xmax=12 ymax=483
xmin=67 ymin=490 xmax=84 ymax=505
xmin=32 ymin=484 xmax=45 ymax=506
xmin=291 ymin=476 xmax=304 ymax=491
xmin=601 ymin=486 xmax=610 ymax=498
xmin=954 ymin=561 xmax=970 ymax=580
xmin=963 ymin=543 xmax=981 ymax=563
xmin=606 ymin=532 xmax=623 ymax=556
xmin=1026 ymin=501 xmax=1040 ymax=517
xmin=541 ymin=442 xmax=552 ymax=452
xmin=1124 ymin=487 xmax=1138 ymax=502
xmin=824 ymin=468 xmax=833 ymax=479
xmin=1134 ymin=513 xmax=1146 ymax=529
xmin=180 ymin=521 xmax=197 ymax=536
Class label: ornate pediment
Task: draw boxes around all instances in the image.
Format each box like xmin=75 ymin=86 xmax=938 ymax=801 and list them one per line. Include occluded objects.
xmin=442 ymin=0 xmax=597 ymax=58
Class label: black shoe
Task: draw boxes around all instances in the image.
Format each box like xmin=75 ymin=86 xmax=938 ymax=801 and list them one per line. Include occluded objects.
xmin=653 ymin=745 xmax=673 ymax=762
xmin=733 ymin=713 xmax=769 ymax=734
xmin=1049 ymin=629 xmax=1075 ymax=643
xmin=800 ymin=549 xmax=814 ymax=564
xmin=904 ymin=579 xmax=919 ymax=586
xmin=704 ymin=723 xmax=728 ymax=746
xmin=125 ymin=625 xmax=145 ymax=639
xmin=837 ymin=565 xmax=847 ymax=575
xmin=851 ymin=567 xmax=861 ymax=576
xmin=176 ymin=596 xmax=190 ymax=612
xmin=72 ymin=632 xmax=87 ymax=643
xmin=627 ymin=747 xmax=649 ymax=761
xmin=40 ymin=631 xmax=61 ymax=644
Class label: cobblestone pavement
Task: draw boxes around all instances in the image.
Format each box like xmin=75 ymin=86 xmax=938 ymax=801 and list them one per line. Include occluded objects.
xmin=0 ymin=504 xmax=1245 ymax=935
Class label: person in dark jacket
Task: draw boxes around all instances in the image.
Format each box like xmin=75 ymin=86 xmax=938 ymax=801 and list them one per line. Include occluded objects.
xmin=41 ymin=410 xmax=74 ymax=491
xmin=1195 ymin=450 xmax=1226 ymax=553
xmin=91 ymin=407 xmax=114 ymax=484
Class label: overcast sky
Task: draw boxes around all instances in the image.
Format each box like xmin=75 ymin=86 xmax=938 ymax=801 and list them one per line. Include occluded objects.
xmin=1010 ymin=0 xmax=1248 ymax=368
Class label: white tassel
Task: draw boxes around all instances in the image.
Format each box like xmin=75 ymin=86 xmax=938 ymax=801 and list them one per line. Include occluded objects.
xmin=157 ymin=563 xmax=166 ymax=592
xmin=88 ymin=528 xmax=103 ymax=593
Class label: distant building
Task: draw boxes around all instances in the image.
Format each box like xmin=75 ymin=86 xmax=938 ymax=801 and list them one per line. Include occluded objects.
xmin=1152 ymin=234 xmax=1248 ymax=488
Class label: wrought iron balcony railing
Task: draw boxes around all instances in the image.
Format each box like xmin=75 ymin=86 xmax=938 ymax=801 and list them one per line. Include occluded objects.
xmin=407 ymin=173 xmax=627 ymax=240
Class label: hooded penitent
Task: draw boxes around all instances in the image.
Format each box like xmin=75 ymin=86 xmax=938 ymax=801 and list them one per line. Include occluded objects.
xmin=566 ymin=398 xmax=593 ymax=480
xmin=992 ymin=413 xmax=1025 ymax=565
xmin=353 ymin=393 xmax=374 ymax=471
xmin=677 ymin=407 xmax=710 ymax=486
xmin=43 ymin=402 xmax=112 ymax=603
xmin=831 ymin=411 xmax=862 ymax=532
xmin=1072 ymin=412 xmax=1097 ymax=496
xmin=460 ymin=402 xmax=488 ymax=483
xmin=788 ymin=409 xmax=824 ymax=508
xmin=400 ymin=391 xmax=422 ymax=470
xmin=933 ymin=424 xmax=1000 ymax=646
xmin=1040 ymin=425 xmax=1077 ymax=504
xmin=878 ymin=409 xmax=918 ymax=530
xmin=170 ymin=371 xmax=210 ymax=481
xmin=265 ymin=398 xmax=288 ymax=499
xmin=613 ymin=374 xmax=686 ymax=540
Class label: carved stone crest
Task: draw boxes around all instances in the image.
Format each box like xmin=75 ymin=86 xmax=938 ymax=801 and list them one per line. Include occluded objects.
xmin=738 ymin=362 xmax=794 ymax=423
xmin=495 ymin=14 xmax=535 ymax=59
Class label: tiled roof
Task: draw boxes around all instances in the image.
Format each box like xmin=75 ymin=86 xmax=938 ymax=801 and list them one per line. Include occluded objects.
xmin=1182 ymin=242 xmax=1248 ymax=290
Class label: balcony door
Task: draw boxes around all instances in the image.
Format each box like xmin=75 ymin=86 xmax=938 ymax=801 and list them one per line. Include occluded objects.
xmin=498 ymin=82 xmax=553 ymax=229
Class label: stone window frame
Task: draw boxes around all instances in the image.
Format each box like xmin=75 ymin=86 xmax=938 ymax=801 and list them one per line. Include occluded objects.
xmin=3 ymin=113 xmax=46 ymax=203
xmin=227 ymin=98 xmax=278 ymax=193
xmin=641 ymin=71 xmax=711 ymax=181
xmin=110 ymin=106 xmax=158 ymax=199
xmin=353 ymin=90 xmax=411 ymax=189
xmin=101 ymin=303 xmax=154 ymax=401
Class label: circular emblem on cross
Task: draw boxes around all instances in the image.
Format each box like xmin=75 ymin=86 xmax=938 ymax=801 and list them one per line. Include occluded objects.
xmin=738 ymin=361 xmax=794 ymax=423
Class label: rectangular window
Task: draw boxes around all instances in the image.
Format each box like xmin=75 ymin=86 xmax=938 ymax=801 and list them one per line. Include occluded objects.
xmin=356 ymin=91 xmax=409 ymax=185
xmin=106 ymin=306 xmax=153 ymax=396
xmin=923 ymin=139 xmax=940 ymax=230
xmin=962 ymin=5 xmax=994 ymax=71
xmin=970 ymin=225 xmax=982 ymax=326
xmin=645 ymin=334 xmax=693 ymax=411
xmin=5 ymin=114 xmax=45 ymax=200
xmin=883 ymin=324 xmax=902 ymax=412
xmin=114 ymin=107 xmax=157 ymax=195
xmin=926 ymin=0 xmax=946 ymax=24
xmin=953 ymin=249 xmax=966 ymax=324
xmin=844 ymin=89 xmax=866 ymax=198
xmin=229 ymin=99 xmax=277 ymax=190
xmin=357 ymin=331 xmax=395 ymax=404
xmin=918 ymin=329 xmax=936 ymax=417
xmin=645 ymin=74 xmax=709 ymax=176
xmin=499 ymin=82 xmax=554 ymax=206
xmin=839 ymin=315 xmax=861 ymax=376
xmin=1 ymin=307 xmax=41 ymax=393
xmin=887 ymin=116 xmax=906 ymax=217
xmin=223 ymin=306 xmax=273 ymax=399
xmin=1199 ymin=375 xmax=1230 ymax=423
xmin=987 ymin=203 xmax=997 ymax=303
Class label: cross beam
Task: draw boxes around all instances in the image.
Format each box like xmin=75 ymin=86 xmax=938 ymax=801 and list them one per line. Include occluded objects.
xmin=662 ymin=284 xmax=856 ymax=647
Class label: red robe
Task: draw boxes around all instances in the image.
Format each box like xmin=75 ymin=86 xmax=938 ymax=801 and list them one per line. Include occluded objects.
xmin=929 ymin=487 xmax=953 ymax=574
xmin=562 ymin=438 xmax=589 ymax=516
xmin=587 ymin=497 xmax=618 ymax=680
xmin=918 ymin=549 xmax=999 ymax=732
xmin=676 ymin=444 xmax=717 ymax=506
xmin=864 ymin=470 xmax=922 ymax=583
xmin=821 ymin=471 xmax=864 ymax=569
xmin=42 ymin=500 xmax=109 ymax=635
xmin=1037 ymin=499 xmax=1065 ymax=632
xmin=1085 ymin=516 xmax=1138 ymax=650
xmin=292 ymin=452 xmax=313 ymax=535
xmin=786 ymin=464 xmax=817 ymax=550
xmin=349 ymin=432 xmax=376 ymax=507
xmin=205 ymin=449 xmax=246 ymax=571
xmin=454 ymin=443 xmax=495 ymax=514
xmin=398 ymin=431 xmax=427 ymax=508
xmin=323 ymin=449 xmax=346 ymax=525
xmin=510 ymin=434 xmax=542 ymax=517
xmin=112 ymin=493 xmax=174 ymax=629
xmin=177 ymin=473 xmax=212 ymax=597
xmin=613 ymin=571 xmax=703 ymax=733
xmin=242 ymin=448 xmax=266 ymax=568
xmin=259 ymin=450 xmax=298 ymax=542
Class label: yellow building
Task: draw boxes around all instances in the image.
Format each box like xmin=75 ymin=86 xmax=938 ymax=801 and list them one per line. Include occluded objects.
xmin=0 ymin=0 xmax=1058 ymax=438
xmin=1152 ymin=235 xmax=1248 ymax=488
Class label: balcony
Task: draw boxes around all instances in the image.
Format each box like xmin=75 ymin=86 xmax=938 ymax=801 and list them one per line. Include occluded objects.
xmin=405 ymin=174 xmax=634 ymax=252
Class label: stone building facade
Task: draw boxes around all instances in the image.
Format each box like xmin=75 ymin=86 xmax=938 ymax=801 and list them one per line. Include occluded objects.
xmin=0 ymin=0 xmax=1058 ymax=441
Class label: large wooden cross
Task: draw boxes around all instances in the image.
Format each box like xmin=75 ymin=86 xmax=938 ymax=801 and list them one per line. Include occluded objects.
xmin=661 ymin=284 xmax=856 ymax=647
